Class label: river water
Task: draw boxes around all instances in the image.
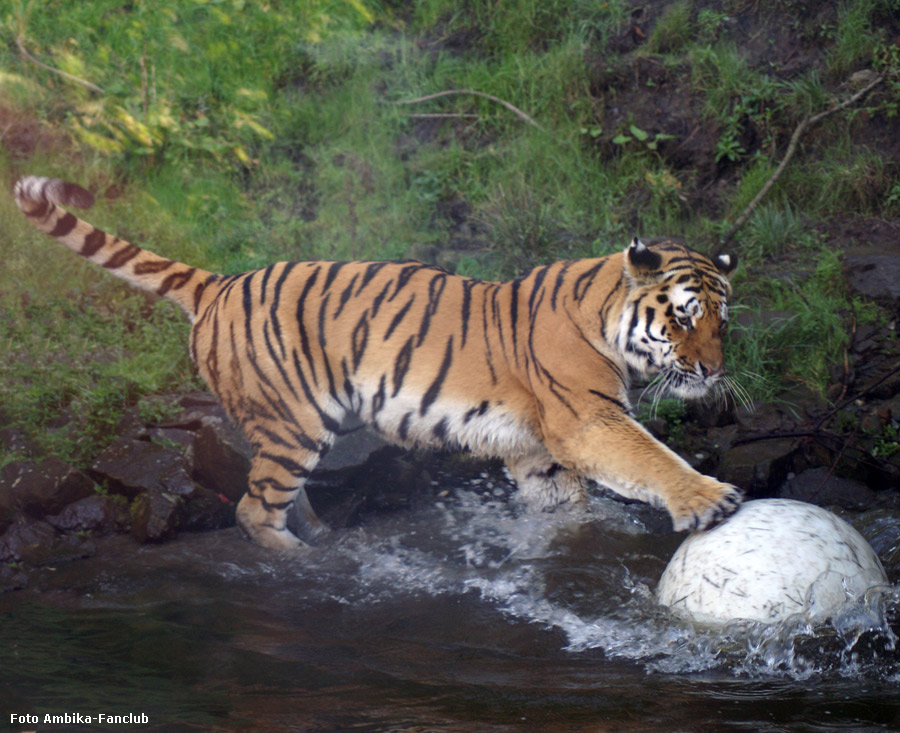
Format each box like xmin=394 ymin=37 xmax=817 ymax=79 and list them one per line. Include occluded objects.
xmin=2 ymin=469 xmax=900 ymax=731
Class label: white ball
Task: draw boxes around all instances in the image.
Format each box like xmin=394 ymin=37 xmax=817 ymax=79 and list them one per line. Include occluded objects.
xmin=656 ymin=498 xmax=889 ymax=627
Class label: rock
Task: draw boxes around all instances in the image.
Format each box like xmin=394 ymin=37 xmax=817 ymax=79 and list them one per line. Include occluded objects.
xmin=130 ymin=489 xmax=184 ymax=543
xmin=0 ymin=459 xmax=96 ymax=527
xmin=91 ymin=437 xmax=198 ymax=498
xmin=716 ymin=438 xmax=797 ymax=496
xmin=844 ymin=247 xmax=900 ymax=309
xmin=179 ymin=486 xmax=234 ymax=532
xmin=145 ymin=427 xmax=197 ymax=452
xmin=778 ymin=468 xmax=877 ymax=510
xmin=46 ymin=495 xmax=118 ymax=534
xmin=318 ymin=422 xmax=393 ymax=472
xmin=0 ymin=521 xmax=56 ymax=565
xmin=190 ymin=422 xmax=251 ymax=503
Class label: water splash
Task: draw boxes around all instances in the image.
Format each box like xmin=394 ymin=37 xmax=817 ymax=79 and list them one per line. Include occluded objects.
xmin=264 ymin=475 xmax=900 ymax=680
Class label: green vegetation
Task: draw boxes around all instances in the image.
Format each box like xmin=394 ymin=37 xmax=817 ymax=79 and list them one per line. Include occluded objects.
xmin=0 ymin=0 xmax=898 ymax=468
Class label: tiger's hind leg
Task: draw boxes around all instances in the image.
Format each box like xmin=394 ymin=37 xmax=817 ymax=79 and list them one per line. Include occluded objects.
xmin=505 ymin=451 xmax=589 ymax=510
xmin=236 ymin=435 xmax=332 ymax=551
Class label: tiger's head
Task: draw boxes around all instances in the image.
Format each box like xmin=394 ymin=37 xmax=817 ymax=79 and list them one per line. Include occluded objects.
xmin=617 ymin=237 xmax=737 ymax=400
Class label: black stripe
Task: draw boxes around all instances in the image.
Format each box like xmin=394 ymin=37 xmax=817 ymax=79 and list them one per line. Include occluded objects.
xmin=333 ymin=272 xmax=359 ymax=319
xmin=588 ymin=389 xmax=628 ymax=412
xmin=392 ymin=336 xmax=414 ymax=396
xmin=49 ymin=212 xmax=77 ymax=237
xmin=385 ymin=295 xmax=415 ymax=341
xmin=420 ymin=335 xmax=454 ymax=416
xmin=358 ymin=262 xmax=388 ymax=294
xmin=460 ymin=279 xmax=477 ymax=348
xmin=372 ymin=374 xmax=386 ymax=415
xmin=573 ymin=261 xmax=604 ymax=301
xmin=551 ymin=261 xmax=573 ymax=310
xmin=528 ymin=265 xmax=550 ymax=317
xmin=389 ymin=263 xmax=423 ymax=301
xmin=416 ymin=273 xmax=447 ymax=347
xmin=370 ymin=279 xmax=392 ymax=319
xmin=134 ymin=259 xmax=174 ymax=275
xmin=322 ymin=261 xmax=347 ymax=293
xmin=351 ymin=310 xmax=370 ymax=372
xmin=509 ymin=278 xmax=520 ymax=362
xmin=260 ymin=265 xmax=275 ymax=305
xmin=291 ymin=348 xmax=342 ymax=433
xmin=296 ymin=266 xmax=321 ymax=387
xmin=158 ymin=267 xmax=196 ymax=296
xmin=463 ymin=400 xmax=489 ymax=423
xmin=81 ymin=227 xmax=106 ymax=257
xmin=103 ymin=244 xmax=141 ymax=269
xmin=398 ymin=411 xmax=413 ymax=441
xmin=432 ymin=416 xmax=449 ymax=442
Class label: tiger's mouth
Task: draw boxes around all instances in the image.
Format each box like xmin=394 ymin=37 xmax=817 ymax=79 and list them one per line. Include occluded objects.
xmin=660 ymin=368 xmax=719 ymax=399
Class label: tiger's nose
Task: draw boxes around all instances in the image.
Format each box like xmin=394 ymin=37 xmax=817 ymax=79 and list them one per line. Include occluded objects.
xmin=699 ymin=362 xmax=724 ymax=378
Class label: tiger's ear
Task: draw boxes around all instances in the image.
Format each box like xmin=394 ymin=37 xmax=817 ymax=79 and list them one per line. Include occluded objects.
xmin=713 ymin=252 xmax=738 ymax=279
xmin=624 ymin=237 xmax=661 ymax=279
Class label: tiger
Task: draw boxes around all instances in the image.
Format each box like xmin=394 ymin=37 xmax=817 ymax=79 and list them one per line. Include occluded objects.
xmin=14 ymin=175 xmax=743 ymax=551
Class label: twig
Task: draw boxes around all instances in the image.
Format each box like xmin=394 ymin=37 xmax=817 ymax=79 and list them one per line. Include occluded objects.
xmin=408 ymin=113 xmax=480 ymax=119
xmin=15 ymin=36 xmax=105 ymax=95
xmin=392 ymin=89 xmax=546 ymax=133
xmin=716 ymin=72 xmax=884 ymax=252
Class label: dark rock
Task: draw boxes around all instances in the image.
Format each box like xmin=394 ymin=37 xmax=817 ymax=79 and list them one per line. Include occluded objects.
xmin=0 ymin=459 xmax=96 ymax=527
xmin=145 ymin=427 xmax=197 ymax=452
xmin=0 ymin=521 xmax=56 ymax=564
xmin=844 ymin=247 xmax=900 ymax=309
xmin=318 ymin=422 xmax=392 ymax=472
xmin=130 ymin=489 xmax=184 ymax=543
xmin=191 ymin=422 xmax=251 ymax=503
xmin=0 ymin=563 xmax=28 ymax=592
xmin=778 ymin=467 xmax=877 ymax=510
xmin=180 ymin=486 xmax=234 ymax=532
xmin=716 ymin=438 xmax=797 ymax=496
xmin=91 ymin=437 xmax=198 ymax=498
xmin=46 ymin=495 xmax=117 ymax=534
xmin=734 ymin=402 xmax=786 ymax=433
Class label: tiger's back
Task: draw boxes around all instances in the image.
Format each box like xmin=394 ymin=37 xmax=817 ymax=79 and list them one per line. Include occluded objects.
xmin=15 ymin=175 xmax=742 ymax=551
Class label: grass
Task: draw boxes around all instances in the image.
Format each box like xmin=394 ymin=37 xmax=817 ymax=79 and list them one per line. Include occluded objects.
xmin=1 ymin=0 xmax=898 ymax=469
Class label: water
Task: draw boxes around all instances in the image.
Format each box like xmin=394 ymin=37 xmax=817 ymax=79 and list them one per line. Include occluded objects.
xmin=3 ymin=470 xmax=900 ymax=731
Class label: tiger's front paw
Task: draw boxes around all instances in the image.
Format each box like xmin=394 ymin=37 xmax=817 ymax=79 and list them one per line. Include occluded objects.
xmin=669 ymin=478 xmax=743 ymax=532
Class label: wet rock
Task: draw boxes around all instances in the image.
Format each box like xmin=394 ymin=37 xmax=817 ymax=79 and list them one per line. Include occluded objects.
xmin=130 ymin=489 xmax=184 ymax=543
xmin=145 ymin=427 xmax=197 ymax=452
xmin=91 ymin=437 xmax=198 ymax=498
xmin=778 ymin=467 xmax=877 ymax=510
xmin=46 ymin=495 xmax=117 ymax=534
xmin=0 ymin=563 xmax=28 ymax=593
xmin=191 ymin=422 xmax=251 ymax=503
xmin=0 ymin=459 xmax=96 ymax=527
xmin=844 ymin=247 xmax=900 ymax=309
xmin=0 ymin=520 xmax=55 ymax=565
xmin=716 ymin=437 xmax=797 ymax=496
xmin=179 ymin=486 xmax=234 ymax=532
xmin=318 ymin=422 xmax=392 ymax=472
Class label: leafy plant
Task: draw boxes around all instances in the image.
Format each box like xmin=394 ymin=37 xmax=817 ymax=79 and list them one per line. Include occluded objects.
xmin=612 ymin=125 xmax=675 ymax=152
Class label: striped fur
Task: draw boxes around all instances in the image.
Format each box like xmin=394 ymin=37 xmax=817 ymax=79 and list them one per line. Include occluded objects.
xmin=15 ymin=176 xmax=742 ymax=550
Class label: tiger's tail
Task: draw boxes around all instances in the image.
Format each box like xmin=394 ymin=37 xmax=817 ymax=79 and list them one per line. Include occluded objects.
xmin=14 ymin=176 xmax=214 ymax=320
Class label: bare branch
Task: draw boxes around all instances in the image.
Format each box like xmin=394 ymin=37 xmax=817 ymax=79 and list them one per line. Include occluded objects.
xmin=16 ymin=36 xmax=105 ymax=95
xmin=392 ymin=89 xmax=546 ymax=133
xmin=716 ymin=72 xmax=884 ymax=252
